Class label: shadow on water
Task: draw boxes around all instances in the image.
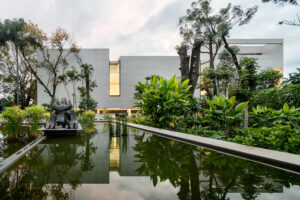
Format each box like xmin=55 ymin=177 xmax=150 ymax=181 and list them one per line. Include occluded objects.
xmin=0 ymin=124 xmax=299 ymax=200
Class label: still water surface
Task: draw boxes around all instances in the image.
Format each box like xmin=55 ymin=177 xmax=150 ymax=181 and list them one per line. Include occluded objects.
xmin=0 ymin=123 xmax=300 ymax=200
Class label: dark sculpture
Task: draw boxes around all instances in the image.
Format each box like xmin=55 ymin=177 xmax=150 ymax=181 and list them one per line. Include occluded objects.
xmin=45 ymin=98 xmax=78 ymax=129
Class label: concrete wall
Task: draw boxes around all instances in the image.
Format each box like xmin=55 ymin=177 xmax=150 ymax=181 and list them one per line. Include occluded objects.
xmin=37 ymin=39 xmax=283 ymax=109
xmin=119 ymin=56 xmax=181 ymax=108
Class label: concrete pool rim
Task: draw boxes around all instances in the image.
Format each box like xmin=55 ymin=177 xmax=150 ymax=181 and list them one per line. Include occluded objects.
xmin=124 ymin=122 xmax=300 ymax=174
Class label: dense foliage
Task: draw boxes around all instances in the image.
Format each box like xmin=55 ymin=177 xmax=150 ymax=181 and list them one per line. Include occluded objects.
xmin=0 ymin=106 xmax=25 ymax=137
xmin=133 ymin=72 xmax=300 ymax=154
xmin=134 ymin=75 xmax=191 ymax=128
xmin=232 ymin=126 xmax=300 ymax=154
xmin=25 ymin=105 xmax=46 ymax=131
xmin=201 ymin=95 xmax=248 ymax=135
xmin=78 ymin=110 xmax=96 ymax=122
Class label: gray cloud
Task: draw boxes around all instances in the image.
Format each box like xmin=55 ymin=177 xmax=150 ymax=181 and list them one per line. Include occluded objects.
xmin=0 ymin=0 xmax=299 ymax=77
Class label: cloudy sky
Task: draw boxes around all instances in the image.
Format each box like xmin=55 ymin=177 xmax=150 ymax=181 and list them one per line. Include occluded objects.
xmin=1 ymin=0 xmax=299 ymax=77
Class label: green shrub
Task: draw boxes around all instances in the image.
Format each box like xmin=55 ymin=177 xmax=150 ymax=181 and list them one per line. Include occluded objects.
xmin=201 ymin=95 xmax=248 ymax=136
xmin=44 ymin=112 xmax=51 ymax=122
xmin=232 ymin=125 xmax=300 ymax=154
xmin=79 ymin=110 xmax=95 ymax=122
xmin=251 ymin=84 xmax=300 ymax=109
xmin=128 ymin=114 xmax=152 ymax=126
xmin=25 ymin=105 xmax=46 ymax=131
xmin=250 ymin=103 xmax=300 ymax=128
xmin=0 ymin=106 xmax=25 ymax=137
xmin=134 ymin=75 xmax=191 ymax=128
xmin=79 ymin=97 xmax=98 ymax=111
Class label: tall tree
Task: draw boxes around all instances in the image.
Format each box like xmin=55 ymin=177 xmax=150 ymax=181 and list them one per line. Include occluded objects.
xmin=178 ymin=0 xmax=258 ymax=95
xmin=178 ymin=0 xmax=225 ymax=95
xmin=20 ymin=25 xmax=80 ymax=100
xmin=219 ymin=4 xmax=258 ymax=73
xmin=74 ymin=52 xmax=98 ymax=110
xmin=0 ymin=19 xmax=40 ymax=108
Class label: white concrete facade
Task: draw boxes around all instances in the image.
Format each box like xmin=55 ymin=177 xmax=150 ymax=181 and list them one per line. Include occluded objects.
xmin=37 ymin=39 xmax=283 ymax=109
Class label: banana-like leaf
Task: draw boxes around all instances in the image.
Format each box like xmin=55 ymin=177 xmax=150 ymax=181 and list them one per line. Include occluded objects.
xmin=235 ymin=102 xmax=248 ymax=112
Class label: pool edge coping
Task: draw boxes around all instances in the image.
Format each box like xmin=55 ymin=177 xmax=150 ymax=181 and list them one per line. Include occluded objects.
xmin=125 ymin=122 xmax=300 ymax=173
xmin=0 ymin=136 xmax=46 ymax=173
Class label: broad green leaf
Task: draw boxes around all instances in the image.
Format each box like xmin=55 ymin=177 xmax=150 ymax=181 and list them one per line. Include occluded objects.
xmin=152 ymin=75 xmax=157 ymax=86
xmin=235 ymin=102 xmax=248 ymax=112
xmin=167 ymin=75 xmax=176 ymax=87
xmin=283 ymin=103 xmax=289 ymax=114
xmin=206 ymin=99 xmax=216 ymax=110
xmin=159 ymin=77 xmax=164 ymax=86
xmin=180 ymin=79 xmax=189 ymax=89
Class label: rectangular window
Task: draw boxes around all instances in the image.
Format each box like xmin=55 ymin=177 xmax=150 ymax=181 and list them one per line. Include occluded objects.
xmin=109 ymin=61 xmax=120 ymax=96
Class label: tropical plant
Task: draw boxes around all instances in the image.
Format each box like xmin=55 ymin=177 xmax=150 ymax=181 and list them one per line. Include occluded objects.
xmin=250 ymin=103 xmax=300 ymax=128
xmin=128 ymin=114 xmax=152 ymax=127
xmin=78 ymin=97 xmax=98 ymax=111
xmin=201 ymin=95 xmax=248 ymax=135
xmin=232 ymin=125 xmax=300 ymax=154
xmin=78 ymin=110 xmax=95 ymax=122
xmin=134 ymin=75 xmax=191 ymax=128
xmin=25 ymin=105 xmax=46 ymax=131
xmin=0 ymin=106 xmax=25 ymax=138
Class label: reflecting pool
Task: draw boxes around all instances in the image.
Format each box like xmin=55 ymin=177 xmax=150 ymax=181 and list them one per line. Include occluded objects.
xmin=0 ymin=123 xmax=300 ymax=200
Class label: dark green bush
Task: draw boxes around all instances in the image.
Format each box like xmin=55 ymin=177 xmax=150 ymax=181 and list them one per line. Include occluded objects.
xmin=249 ymin=103 xmax=300 ymax=128
xmin=251 ymin=84 xmax=300 ymax=109
xmin=232 ymin=125 xmax=300 ymax=154
xmin=201 ymin=95 xmax=248 ymax=136
xmin=79 ymin=97 xmax=98 ymax=111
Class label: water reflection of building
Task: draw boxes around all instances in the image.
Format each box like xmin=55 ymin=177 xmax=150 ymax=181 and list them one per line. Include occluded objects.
xmin=109 ymin=134 xmax=147 ymax=176
xmin=31 ymin=127 xmax=285 ymax=198
xmin=34 ymin=130 xmax=146 ymax=185
xmin=109 ymin=137 xmax=120 ymax=171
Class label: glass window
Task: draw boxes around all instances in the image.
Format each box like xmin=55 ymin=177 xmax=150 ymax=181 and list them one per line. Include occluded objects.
xmin=109 ymin=61 xmax=120 ymax=96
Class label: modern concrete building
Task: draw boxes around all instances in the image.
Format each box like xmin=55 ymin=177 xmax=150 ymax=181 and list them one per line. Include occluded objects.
xmin=37 ymin=39 xmax=283 ymax=112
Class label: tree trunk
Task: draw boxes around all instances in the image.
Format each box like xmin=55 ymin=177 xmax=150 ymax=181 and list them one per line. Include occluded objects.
xmin=177 ymin=46 xmax=190 ymax=82
xmin=86 ymin=73 xmax=90 ymax=99
xmin=222 ymin=35 xmax=241 ymax=72
xmin=189 ymin=39 xmax=202 ymax=94
xmin=16 ymin=48 xmax=20 ymax=106
xmin=208 ymin=41 xmax=217 ymax=96
xmin=244 ymin=105 xmax=249 ymax=129
xmin=177 ymin=40 xmax=202 ymax=95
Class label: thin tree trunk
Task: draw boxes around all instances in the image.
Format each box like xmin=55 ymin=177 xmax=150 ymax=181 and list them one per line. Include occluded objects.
xmin=244 ymin=105 xmax=249 ymax=129
xmin=16 ymin=48 xmax=20 ymax=106
xmin=86 ymin=73 xmax=90 ymax=99
xmin=222 ymin=35 xmax=241 ymax=72
xmin=209 ymin=41 xmax=217 ymax=96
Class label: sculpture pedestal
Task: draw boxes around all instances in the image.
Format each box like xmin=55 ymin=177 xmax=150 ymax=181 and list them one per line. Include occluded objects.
xmin=40 ymin=123 xmax=82 ymax=137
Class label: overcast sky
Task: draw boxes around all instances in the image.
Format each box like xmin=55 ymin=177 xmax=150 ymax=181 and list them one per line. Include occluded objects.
xmin=1 ymin=0 xmax=299 ymax=77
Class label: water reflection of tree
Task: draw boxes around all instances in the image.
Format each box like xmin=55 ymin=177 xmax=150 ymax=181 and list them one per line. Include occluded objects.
xmin=79 ymin=123 xmax=98 ymax=172
xmin=133 ymin=135 xmax=300 ymax=200
xmin=0 ymin=124 xmax=99 ymax=199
